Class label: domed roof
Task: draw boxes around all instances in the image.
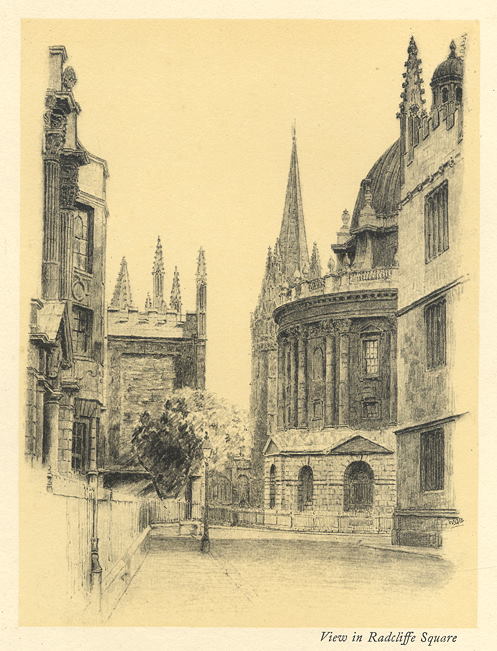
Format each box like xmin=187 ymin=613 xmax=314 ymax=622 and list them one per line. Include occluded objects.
xmin=431 ymin=40 xmax=463 ymax=85
xmin=351 ymin=139 xmax=400 ymax=230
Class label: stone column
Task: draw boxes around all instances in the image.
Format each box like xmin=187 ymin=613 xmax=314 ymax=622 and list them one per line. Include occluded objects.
xmin=266 ymin=347 xmax=278 ymax=435
xmin=42 ymin=156 xmax=62 ymax=299
xmin=297 ymin=329 xmax=307 ymax=428
xmin=42 ymin=100 xmax=66 ymax=300
xmin=25 ymin=370 xmax=37 ymax=460
xmin=35 ymin=382 xmax=45 ymax=460
xmin=59 ymin=209 xmax=75 ymax=300
xmin=45 ymin=391 xmax=62 ymax=473
xmin=277 ymin=340 xmax=285 ymax=429
xmin=58 ymin=393 xmax=75 ymax=473
xmin=289 ymin=337 xmax=297 ymax=428
xmin=388 ymin=321 xmax=397 ymax=423
xmin=336 ymin=320 xmax=352 ymax=426
xmin=324 ymin=331 xmax=335 ymax=427
xmin=280 ymin=457 xmax=287 ymax=511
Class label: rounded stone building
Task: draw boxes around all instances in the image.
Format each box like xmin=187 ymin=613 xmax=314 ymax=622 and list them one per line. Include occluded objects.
xmin=252 ymin=131 xmax=400 ymax=533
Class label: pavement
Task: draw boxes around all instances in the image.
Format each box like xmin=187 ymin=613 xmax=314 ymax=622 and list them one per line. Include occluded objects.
xmin=107 ymin=524 xmax=463 ymax=627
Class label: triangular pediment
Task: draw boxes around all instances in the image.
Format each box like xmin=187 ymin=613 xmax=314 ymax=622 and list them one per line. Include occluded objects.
xmin=329 ymin=435 xmax=393 ymax=456
xmin=263 ymin=437 xmax=280 ymax=456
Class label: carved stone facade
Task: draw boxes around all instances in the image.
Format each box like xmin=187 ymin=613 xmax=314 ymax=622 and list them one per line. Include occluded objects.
xmin=104 ymin=244 xmax=207 ymax=472
xmin=251 ymin=35 xmax=473 ymax=546
xmin=26 ymin=46 xmax=108 ymax=482
xmin=393 ymin=37 xmax=474 ymax=549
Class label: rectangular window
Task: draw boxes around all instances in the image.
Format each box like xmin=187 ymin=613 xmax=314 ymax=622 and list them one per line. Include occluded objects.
xmin=71 ymin=421 xmax=88 ymax=471
xmin=72 ymin=306 xmax=93 ymax=356
xmin=363 ymin=338 xmax=379 ymax=376
xmin=420 ymin=428 xmax=445 ymax=491
xmin=73 ymin=205 xmax=94 ymax=273
xmin=425 ymin=299 xmax=446 ymax=369
xmin=425 ymin=181 xmax=449 ymax=262
xmin=313 ymin=399 xmax=323 ymax=419
xmin=362 ymin=400 xmax=380 ymax=419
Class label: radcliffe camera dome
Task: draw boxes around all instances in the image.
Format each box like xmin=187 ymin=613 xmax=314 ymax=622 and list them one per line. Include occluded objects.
xmin=350 ymin=139 xmax=401 ymax=230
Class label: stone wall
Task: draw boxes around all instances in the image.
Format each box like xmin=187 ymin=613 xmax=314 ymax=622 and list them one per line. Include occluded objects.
xmin=263 ymin=451 xmax=396 ymax=517
xmin=106 ymin=336 xmax=199 ymax=466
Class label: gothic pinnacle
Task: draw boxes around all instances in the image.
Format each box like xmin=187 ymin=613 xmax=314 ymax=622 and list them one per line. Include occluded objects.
xmin=310 ymin=242 xmax=322 ymax=279
xmin=170 ymin=266 xmax=182 ymax=314
xmin=110 ymin=257 xmax=134 ymax=311
xmin=196 ymin=247 xmax=207 ymax=280
xmin=152 ymin=235 xmax=165 ymax=275
xmin=152 ymin=236 xmax=165 ymax=311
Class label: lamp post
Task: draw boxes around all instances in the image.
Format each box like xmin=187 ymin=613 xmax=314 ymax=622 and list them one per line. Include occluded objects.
xmin=200 ymin=432 xmax=212 ymax=553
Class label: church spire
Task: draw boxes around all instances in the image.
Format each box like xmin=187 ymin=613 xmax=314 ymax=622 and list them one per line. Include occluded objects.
xmin=170 ymin=266 xmax=182 ymax=314
xmin=110 ymin=257 xmax=134 ymax=311
xmin=152 ymin=236 xmax=165 ymax=311
xmin=278 ymin=127 xmax=309 ymax=281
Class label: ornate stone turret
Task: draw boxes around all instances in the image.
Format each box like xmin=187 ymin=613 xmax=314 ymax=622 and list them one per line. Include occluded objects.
xmin=278 ymin=127 xmax=310 ymax=281
xmin=170 ymin=266 xmax=182 ymax=314
xmin=110 ymin=257 xmax=134 ymax=311
xmin=152 ymin=236 xmax=165 ymax=311
xmin=430 ymin=40 xmax=463 ymax=105
xmin=398 ymin=37 xmax=427 ymax=178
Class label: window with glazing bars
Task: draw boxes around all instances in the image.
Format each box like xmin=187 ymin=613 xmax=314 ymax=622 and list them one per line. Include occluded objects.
xmin=425 ymin=181 xmax=449 ymax=262
xmin=72 ymin=306 xmax=93 ymax=355
xmin=73 ymin=205 xmax=93 ymax=272
xmin=363 ymin=338 xmax=379 ymax=376
xmin=362 ymin=400 xmax=380 ymax=419
xmin=71 ymin=421 xmax=88 ymax=471
xmin=420 ymin=428 xmax=445 ymax=491
xmin=425 ymin=299 xmax=446 ymax=368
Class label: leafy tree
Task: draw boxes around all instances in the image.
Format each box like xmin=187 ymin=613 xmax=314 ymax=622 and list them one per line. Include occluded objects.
xmin=131 ymin=396 xmax=203 ymax=499
xmin=131 ymin=388 xmax=250 ymax=499
xmin=173 ymin=388 xmax=250 ymax=473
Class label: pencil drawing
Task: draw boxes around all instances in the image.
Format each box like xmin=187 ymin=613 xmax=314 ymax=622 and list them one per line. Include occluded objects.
xmin=21 ymin=24 xmax=476 ymax=627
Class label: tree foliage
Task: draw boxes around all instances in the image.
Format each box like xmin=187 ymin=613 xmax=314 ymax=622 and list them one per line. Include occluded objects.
xmin=131 ymin=388 xmax=250 ymax=499
xmin=131 ymin=396 xmax=203 ymax=499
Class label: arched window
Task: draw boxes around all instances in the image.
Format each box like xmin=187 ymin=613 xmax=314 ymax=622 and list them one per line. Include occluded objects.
xmin=269 ymin=464 xmax=276 ymax=509
xmin=441 ymin=87 xmax=449 ymax=104
xmin=344 ymin=461 xmax=374 ymax=512
xmin=455 ymin=86 xmax=463 ymax=103
xmin=297 ymin=465 xmax=313 ymax=512
xmin=238 ymin=475 xmax=250 ymax=506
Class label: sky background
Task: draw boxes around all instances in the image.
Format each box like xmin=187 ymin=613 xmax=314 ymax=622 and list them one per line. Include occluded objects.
xmin=21 ymin=20 xmax=472 ymax=410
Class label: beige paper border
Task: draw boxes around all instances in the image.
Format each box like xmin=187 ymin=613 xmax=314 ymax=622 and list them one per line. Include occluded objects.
xmin=2 ymin=2 xmax=496 ymax=649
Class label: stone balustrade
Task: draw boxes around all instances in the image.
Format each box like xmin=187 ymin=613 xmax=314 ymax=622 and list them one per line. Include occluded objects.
xmin=276 ymin=267 xmax=398 ymax=307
